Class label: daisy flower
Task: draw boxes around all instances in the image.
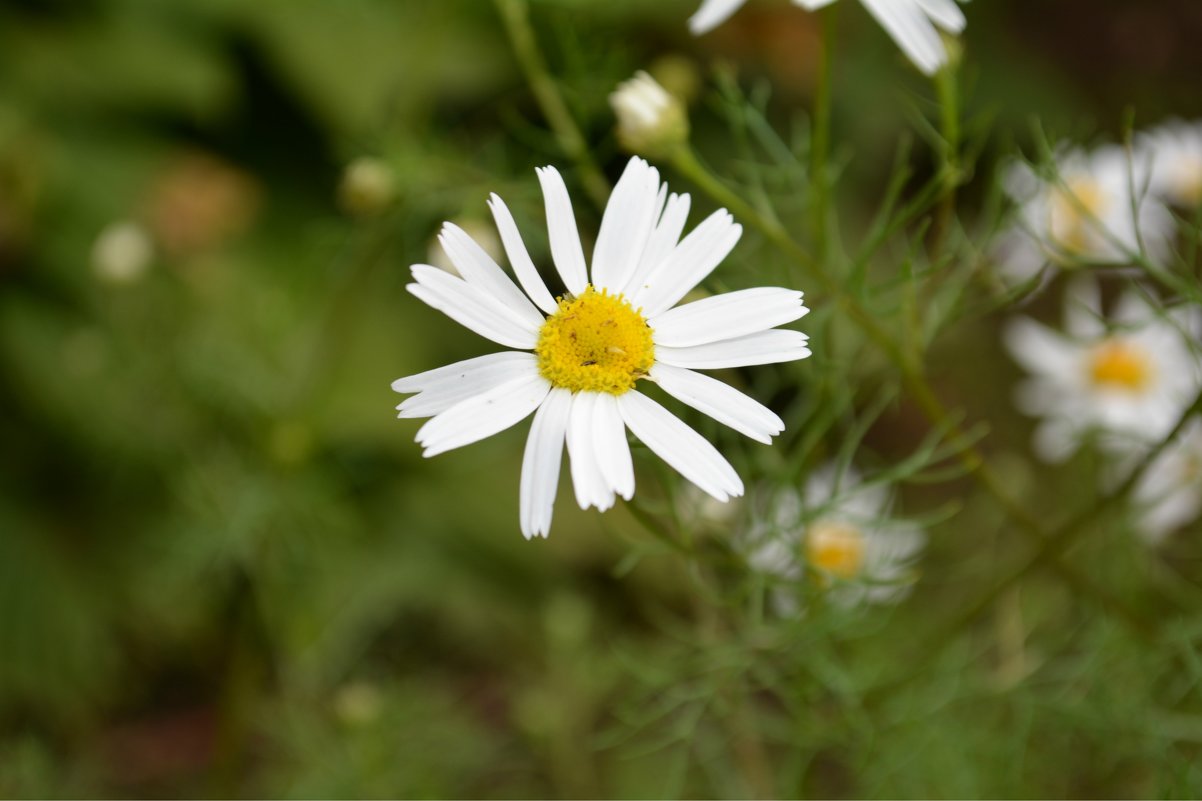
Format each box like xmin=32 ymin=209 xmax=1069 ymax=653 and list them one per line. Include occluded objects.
xmin=1003 ymin=279 xmax=1202 ymax=462
xmin=392 ymin=157 xmax=811 ymax=539
xmin=1131 ymin=417 xmax=1202 ymax=544
xmin=994 ymin=147 xmax=1174 ymax=284
xmin=1137 ymin=119 xmax=1202 ymax=208
xmin=688 ymin=0 xmax=966 ymax=76
xmin=748 ymin=466 xmax=926 ymax=609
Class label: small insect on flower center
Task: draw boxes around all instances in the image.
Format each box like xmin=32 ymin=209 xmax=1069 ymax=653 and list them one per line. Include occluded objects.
xmin=1089 ymin=339 xmax=1154 ymax=393
xmin=805 ymin=521 xmax=867 ymax=580
xmin=1050 ymin=178 xmax=1107 ymax=254
xmin=536 ymin=285 xmax=655 ymax=395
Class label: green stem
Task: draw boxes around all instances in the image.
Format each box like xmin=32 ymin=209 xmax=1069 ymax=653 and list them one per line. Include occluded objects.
xmin=811 ymin=5 xmax=837 ymax=262
xmin=930 ymin=61 xmax=961 ymax=255
xmin=493 ymin=0 xmax=610 ymax=209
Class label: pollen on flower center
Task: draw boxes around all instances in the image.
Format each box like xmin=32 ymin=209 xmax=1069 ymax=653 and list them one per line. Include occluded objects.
xmin=535 ymin=285 xmax=655 ymax=395
xmin=1089 ymin=339 xmax=1154 ymax=392
xmin=806 ymin=521 xmax=866 ymax=579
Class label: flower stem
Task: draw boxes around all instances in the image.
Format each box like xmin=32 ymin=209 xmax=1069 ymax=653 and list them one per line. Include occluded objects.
xmin=493 ymin=0 xmax=610 ymax=209
xmin=811 ymin=5 xmax=838 ymax=262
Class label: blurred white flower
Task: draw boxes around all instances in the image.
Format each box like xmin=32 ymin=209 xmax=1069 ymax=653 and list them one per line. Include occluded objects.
xmin=1131 ymin=417 xmax=1202 ymax=544
xmin=1137 ymin=119 xmax=1202 ymax=208
xmin=91 ymin=221 xmax=153 ymax=284
xmin=610 ymin=71 xmax=689 ymax=158
xmin=748 ymin=466 xmax=926 ymax=609
xmin=1004 ymin=279 xmax=1202 ymax=462
xmin=394 ymin=157 xmax=810 ymax=539
xmin=688 ymin=0 xmax=966 ymax=76
xmin=427 ymin=218 xmax=503 ymax=277
xmin=994 ymin=147 xmax=1174 ymax=284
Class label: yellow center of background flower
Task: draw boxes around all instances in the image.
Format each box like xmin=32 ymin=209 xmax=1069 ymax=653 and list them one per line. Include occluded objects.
xmin=1050 ymin=178 xmax=1106 ymax=254
xmin=805 ymin=521 xmax=867 ymax=579
xmin=1089 ymin=339 xmax=1153 ymax=392
xmin=536 ymin=285 xmax=654 ymax=395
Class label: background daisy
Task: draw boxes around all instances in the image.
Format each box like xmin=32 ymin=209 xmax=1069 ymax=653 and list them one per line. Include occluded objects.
xmin=994 ymin=147 xmax=1175 ymax=284
xmin=749 ymin=466 xmax=926 ymax=610
xmin=1004 ymin=279 xmax=1202 ymax=462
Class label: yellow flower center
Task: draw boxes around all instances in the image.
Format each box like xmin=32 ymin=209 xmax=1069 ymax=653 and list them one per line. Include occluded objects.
xmin=1050 ymin=178 xmax=1106 ymax=254
xmin=805 ymin=520 xmax=867 ymax=580
xmin=535 ymin=285 xmax=655 ymax=395
xmin=1088 ymin=339 xmax=1154 ymax=392
xmin=1177 ymin=157 xmax=1202 ymax=205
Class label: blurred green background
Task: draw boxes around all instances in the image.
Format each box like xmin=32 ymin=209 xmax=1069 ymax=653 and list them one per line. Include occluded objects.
xmin=2 ymin=0 xmax=1202 ymax=797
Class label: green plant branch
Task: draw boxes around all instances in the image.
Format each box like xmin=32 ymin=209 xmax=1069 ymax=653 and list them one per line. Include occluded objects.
xmin=670 ymin=145 xmax=1151 ymax=633
xmin=493 ymin=0 xmax=610 ymax=209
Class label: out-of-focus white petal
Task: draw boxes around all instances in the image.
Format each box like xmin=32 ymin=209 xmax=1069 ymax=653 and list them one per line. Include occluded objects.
xmin=688 ymin=0 xmax=749 ymax=34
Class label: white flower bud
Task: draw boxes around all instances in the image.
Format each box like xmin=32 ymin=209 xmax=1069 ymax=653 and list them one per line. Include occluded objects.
xmin=91 ymin=221 xmax=153 ymax=284
xmin=609 ymin=71 xmax=689 ymax=159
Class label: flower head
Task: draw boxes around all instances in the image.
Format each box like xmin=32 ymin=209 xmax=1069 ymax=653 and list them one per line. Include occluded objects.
xmin=1131 ymin=418 xmax=1202 ymax=544
xmin=994 ymin=147 xmax=1174 ymax=284
xmin=748 ymin=466 xmax=926 ymax=610
xmin=1137 ymin=119 xmax=1202 ymax=208
xmin=688 ymin=0 xmax=966 ymax=76
xmin=1003 ymin=279 xmax=1202 ymax=462
xmin=393 ymin=157 xmax=810 ymax=539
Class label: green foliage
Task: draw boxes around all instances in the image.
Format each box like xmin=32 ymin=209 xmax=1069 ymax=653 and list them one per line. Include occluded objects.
xmin=1 ymin=0 xmax=1201 ymax=798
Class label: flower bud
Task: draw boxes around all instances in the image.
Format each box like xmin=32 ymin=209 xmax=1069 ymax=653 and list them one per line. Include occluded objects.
xmin=609 ymin=71 xmax=689 ymax=159
xmin=91 ymin=221 xmax=153 ymax=284
xmin=339 ymin=157 xmax=396 ymax=217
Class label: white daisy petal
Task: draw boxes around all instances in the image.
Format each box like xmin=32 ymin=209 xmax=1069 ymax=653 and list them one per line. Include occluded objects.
xmin=438 ymin=222 xmax=545 ymax=328
xmin=621 ymin=191 xmax=692 ymax=299
xmin=593 ymin=392 xmax=635 ymax=501
xmin=859 ymin=0 xmax=948 ymax=76
xmin=1001 ymin=318 xmax=1078 ymax=377
xmin=793 ymin=0 xmax=838 ymax=9
xmin=650 ymin=363 xmax=785 ymax=444
xmin=649 ymin=287 xmax=808 ymax=347
xmin=688 ymin=0 xmax=748 ymax=34
xmin=655 ymin=329 xmax=811 ymax=370
xmin=591 ymin=157 xmax=661 ymax=293
xmin=536 ymin=166 xmax=589 ymax=296
xmin=566 ymin=392 xmax=616 ymax=511
xmin=520 ymin=387 xmax=572 ymax=539
xmin=913 ymin=0 xmax=966 ymax=32
xmin=393 ymin=351 xmax=538 ymax=418
xmin=634 ymin=210 xmax=742 ymax=317
xmin=618 ymin=390 xmax=744 ymax=501
xmin=416 ymin=371 xmax=551 ymax=458
xmin=408 ymin=266 xmax=538 ymax=350
xmin=487 ymin=193 xmax=559 ymax=315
